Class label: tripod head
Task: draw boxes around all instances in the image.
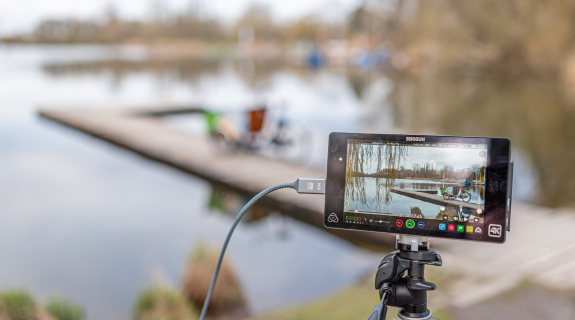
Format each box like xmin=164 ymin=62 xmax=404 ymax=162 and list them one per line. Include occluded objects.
xmin=368 ymin=236 xmax=442 ymax=320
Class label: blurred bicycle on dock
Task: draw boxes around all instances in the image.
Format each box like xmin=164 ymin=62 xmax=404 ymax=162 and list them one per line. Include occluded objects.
xmin=203 ymin=102 xmax=310 ymax=163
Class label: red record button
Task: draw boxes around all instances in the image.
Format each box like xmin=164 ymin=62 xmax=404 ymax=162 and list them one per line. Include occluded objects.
xmin=396 ymin=219 xmax=403 ymax=227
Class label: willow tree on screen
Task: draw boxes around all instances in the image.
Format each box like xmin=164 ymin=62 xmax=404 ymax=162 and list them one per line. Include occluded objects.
xmin=345 ymin=143 xmax=407 ymax=211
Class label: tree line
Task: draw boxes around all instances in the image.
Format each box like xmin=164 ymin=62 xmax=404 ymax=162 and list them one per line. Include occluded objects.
xmin=2 ymin=2 xmax=349 ymax=44
xmin=349 ymin=163 xmax=486 ymax=182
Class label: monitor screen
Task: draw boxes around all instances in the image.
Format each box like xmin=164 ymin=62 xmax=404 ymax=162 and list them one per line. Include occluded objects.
xmin=344 ymin=140 xmax=486 ymax=226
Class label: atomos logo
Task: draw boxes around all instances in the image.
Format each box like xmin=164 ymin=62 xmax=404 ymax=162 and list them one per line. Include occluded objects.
xmin=406 ymin=137 xmax=425 ymax=142
xmin=327 ymin=213 xmax=339 ymax=223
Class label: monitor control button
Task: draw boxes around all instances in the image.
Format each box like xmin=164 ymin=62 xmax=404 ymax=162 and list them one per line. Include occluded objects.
xmin=406 ymin=219 xmax=415 ymax=228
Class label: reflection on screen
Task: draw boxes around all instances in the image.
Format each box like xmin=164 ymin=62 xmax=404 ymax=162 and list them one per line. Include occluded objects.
xmin=344 ymin=140 xmax=487 ymax=222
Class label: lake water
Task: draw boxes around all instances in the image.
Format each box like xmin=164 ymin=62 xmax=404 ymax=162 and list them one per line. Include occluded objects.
xmin=27 ymin=45 xmax=574 ymax=208
xmin=0 ymin=45 xmax=380 ymax=319
xmin=1 ymin=44 xmax=574 ymax=319
xmin=345 ymin=178 xmax=483 ymax=219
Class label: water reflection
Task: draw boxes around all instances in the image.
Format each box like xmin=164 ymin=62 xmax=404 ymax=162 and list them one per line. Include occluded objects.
xmin=0 ymin=46 xmax=383 ymax=320
xmin=385 ymin=73 xmax=575 ymax=207
xmin=42 ymin=59 xmax=221 ymax=89
xmin=207 ymin=184 xmax=274 ymax=223
xmin=196 ymin=184 xmax=382 ymax=314
xmin=346 ymin=178 xmax=483 ymax=220
xmin=34 ymin=53 xmax=574 ymax=207
xmin=41 ymin=58 xmax=297 ymax=92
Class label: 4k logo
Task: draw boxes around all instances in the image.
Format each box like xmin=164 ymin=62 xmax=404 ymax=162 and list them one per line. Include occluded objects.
xmin=489 ymin=224 xmax=502 ymax=237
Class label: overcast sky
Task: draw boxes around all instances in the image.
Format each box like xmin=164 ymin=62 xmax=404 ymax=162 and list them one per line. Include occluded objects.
xmin=0 ymin=0 xmax=360 ymax=35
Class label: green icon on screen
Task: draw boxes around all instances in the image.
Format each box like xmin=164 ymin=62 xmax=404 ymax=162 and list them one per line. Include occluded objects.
xmin=406 ymin=219 xmax=415 ymax=229
xmin=457 ymin=225 xmax=464 ymax=232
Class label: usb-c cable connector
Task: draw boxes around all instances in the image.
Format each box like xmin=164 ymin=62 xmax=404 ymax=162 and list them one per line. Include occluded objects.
xmin=290 ymin=178 xmax=326 ymax=194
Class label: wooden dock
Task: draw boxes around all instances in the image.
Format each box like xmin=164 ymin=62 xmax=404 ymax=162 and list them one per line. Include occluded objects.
xmin=38 ymin=107 xmax=397 ymax=248
xmin=38 ymin=106 xmax=575 ymax=310
xmin=391 ymin=188 xmax=482 ymax=211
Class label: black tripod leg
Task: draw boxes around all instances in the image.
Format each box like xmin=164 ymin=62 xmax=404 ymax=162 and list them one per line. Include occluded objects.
xmin=368 ymin=288 xmax=390 ymax=320
xmin=367 ymin=303 xmax=387 ymax=320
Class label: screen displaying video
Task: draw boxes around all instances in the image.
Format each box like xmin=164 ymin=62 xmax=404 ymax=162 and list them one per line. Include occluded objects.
xmin=344 ymin=140 xmax=487 ymax=223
